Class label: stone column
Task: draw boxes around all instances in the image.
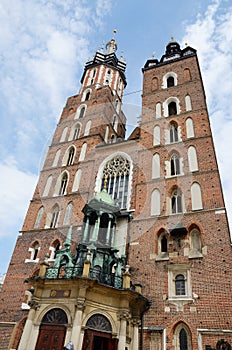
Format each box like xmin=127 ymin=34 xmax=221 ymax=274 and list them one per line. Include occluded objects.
xmin=132 ymin=319 xmax=140 ymax=350
xmin=77 ymin=330 xmax=85 ymax=350
xmin=18 ymin=301 xmax=39 ymax=350
xmin=106 ymin=215 xmax=112 ymax=245
xmin=83 ymin=216 xmax=90 ymax=242
xmin=70 ymin=300 xmax=85 ymax=347
xmin=117 ymin=311 xmax=130 ymax=350
xmin=92 ymin=213 xmax=101 ymax=242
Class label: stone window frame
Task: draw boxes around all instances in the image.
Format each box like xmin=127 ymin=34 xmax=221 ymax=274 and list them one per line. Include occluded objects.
xmin=163 ymin=97 xmax=181 ymax=118
xmin=162 ymin=72 xmax=178 ymax=89
xmin=173 ymin=322 xmax=192 ymax=350
xmin=167 ymin=263 xmax=193 ymax=304
xmin=25 ymin=241 xmax=40 ymax=263
xmin=95 ymin=152 xmax=133 ymax=211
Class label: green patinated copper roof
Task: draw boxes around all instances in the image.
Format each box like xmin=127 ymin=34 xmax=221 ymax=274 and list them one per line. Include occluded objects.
xmin=94 ymin=189 xmax=115 ymax=206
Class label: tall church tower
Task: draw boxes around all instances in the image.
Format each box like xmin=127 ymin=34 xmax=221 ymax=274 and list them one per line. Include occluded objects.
xmin=1 ymin=37 xmax=232 ymax=350
xmin=129 ymin=39 xmax=232 ymax=350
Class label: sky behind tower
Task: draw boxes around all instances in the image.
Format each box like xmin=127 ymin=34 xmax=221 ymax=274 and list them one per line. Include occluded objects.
xmin=0 ymin=0 xmax=232 ymax=275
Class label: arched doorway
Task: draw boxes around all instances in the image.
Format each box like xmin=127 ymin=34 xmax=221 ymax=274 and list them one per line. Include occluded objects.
xmin=35 ymin=308 xmax=68 ymax=350
xmin=82 ymin=314 xmax=118 ymax=350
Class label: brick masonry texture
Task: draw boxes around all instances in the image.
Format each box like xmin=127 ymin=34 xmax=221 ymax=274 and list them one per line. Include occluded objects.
xmin=0 ymin=45 xmax=232 ymax=350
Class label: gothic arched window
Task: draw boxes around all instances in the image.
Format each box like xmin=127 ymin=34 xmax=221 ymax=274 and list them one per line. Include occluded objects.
xmin=171 ymin=189 xmax=183 ymax=214
xmin=34 ymin=206 xmax=44 ymax=229
xmin=79 ymin=106 xmax=85 ymax=118
xmin=63 ymin=202 xmax=73 ymax=226
xmin=59 ymin=173 xmax=68 ymax=195
xmin=31 ymin=241 xmax=40 ymax=261
xmin=170 ymin=122 xmax=179 ymax=143
xmin=161 ymin=235 xmax=168 ymax=253
xmin=50 ymin=205 xmax=59 ymax=228
xmin=170 ymin=153 xmax=180 ymax=176
xmin=85 ymin=90 xmax=91 ymax=101
xmin=67 ymin=147 xmax=75 ymax=166
xmin=73 ymin=125 xmax=81 ymax=140
xmin=101 ymin=156 xmax=131 ymax=209
xmin=179 ymin=328 xmax=188 ymax=350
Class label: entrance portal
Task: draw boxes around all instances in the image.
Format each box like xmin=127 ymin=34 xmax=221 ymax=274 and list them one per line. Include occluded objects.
xmin=35 ymin=308 xmax=68 ymax=350
xmin=82 ymin=314 xmax=118 ymax=350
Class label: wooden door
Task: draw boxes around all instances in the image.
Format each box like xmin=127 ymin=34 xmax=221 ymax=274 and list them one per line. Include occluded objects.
xmin=82 ymin=329 xmax=118 ymax=350
xmin=35 ymin=324 xmax=66 ymax=350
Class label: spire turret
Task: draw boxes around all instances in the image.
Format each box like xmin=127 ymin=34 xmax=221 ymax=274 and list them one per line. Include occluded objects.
xmin=81 ymin=31 xmax=127 ymax=90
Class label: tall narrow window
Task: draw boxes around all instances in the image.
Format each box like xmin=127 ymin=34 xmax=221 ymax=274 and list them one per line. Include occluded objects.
xmin=79 ymin=106 xmax=86 ymax=118
xmin=161 ymin=235 xmax=168 ymax=253
xmin=188 ymin=146 xmax=198 ymax=172
xmin=153 ymin=126 xmax=160 ymax=146
xmin=60 ymin=127 xmax=68 ymax=142
xmin=151 ymin=77 xmax=158 ymax=91
xmin=168 ymin=102 xmax=177 ymax=116
xmin=67 ymin=147 xmax=75 ymax=165
xmin=185 ymin=95 xmax=192 ymax=111
xmin=179 ymin=328 xmax=188 ymax=350
xmin=184 ymin=68 xmax=191 ymax=81
xmin=72 ymin=169 xmax=82 ymax=192
xmin=52 ymin=149 xmax=61 ymax=167
xmin=170 ymin=123 xmax=179 ymax=143
xmin=152 ymin=154 xmax=160 ymax=179
xmin=32 ymin=243 xmax=39 ymax=260
xmin=43 ymin=175 xmax=52 ymax=197
xmin=186 ymin=118 xmax=194 ymax=138
xmin=73 ymin=125 xmax=80 ymax=140
xmin=49 ymin=240 xmax=61 ymax=260
xmin=190 ymin=228 xmax=202 ymax=258
xmin=155 ymin=102 xmax=162 ymax=119
xmin=50 ymin=205 xmax=59 ymax=228
xmin=151 ymin=189 xmax=161 ymax=216
xmin=175 ymin=274 xmax=185 ymax=295
xmin=63 ymin=202 xmax=73 ymax=225
xmin=84 ymin=120 xmax=91 ymax=136
xmin=34 ymin=207 xmax=44 ymax=229
xmin=167 ymin=76 xmax=175 ymax=87
xmin=79 ymin=143 xmax=87 ymax=161
xmin=59 ymin=173 xmax=68 ymax=195
xmin=191 ymin=182 xmax=203 ymax=210
xmin=170 ymin=153 xmax=180 ymax=176
xmin=101 ymin=155 xmax=131 ymax=209
xmin=69 ymin=123 xmax=81 ymax=141
xmin=85 ymin=90 xmax=91 ymax=101
xmin=171 ymin=189 xmax=183 ymax=214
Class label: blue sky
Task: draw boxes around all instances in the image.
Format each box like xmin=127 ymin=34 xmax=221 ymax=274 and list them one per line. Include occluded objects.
xmin=0 ymin=0 xmax=232 ymax=275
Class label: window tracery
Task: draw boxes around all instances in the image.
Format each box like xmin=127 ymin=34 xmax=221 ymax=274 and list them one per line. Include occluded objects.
xmin=101 ymin=156 xmax=130 ymax=209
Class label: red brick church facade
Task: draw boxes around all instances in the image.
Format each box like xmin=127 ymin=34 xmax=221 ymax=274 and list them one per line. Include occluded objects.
xmin=0 ymin=37 xmax=232 ymax=350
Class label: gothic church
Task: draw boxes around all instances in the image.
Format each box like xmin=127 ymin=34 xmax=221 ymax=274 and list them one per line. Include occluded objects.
xmin=0 ymin=36 xmax=232 ymax=350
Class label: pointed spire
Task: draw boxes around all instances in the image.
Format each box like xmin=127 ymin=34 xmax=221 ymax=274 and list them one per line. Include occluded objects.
xmin=64 ymin=225 xmax=72 ymax=248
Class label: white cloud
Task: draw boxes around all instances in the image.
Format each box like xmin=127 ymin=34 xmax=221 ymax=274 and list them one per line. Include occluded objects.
xmin=182 ymin=0 xmax=232 ymax=230
xmin=0 ymin=159 xmax=37 ymax=238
